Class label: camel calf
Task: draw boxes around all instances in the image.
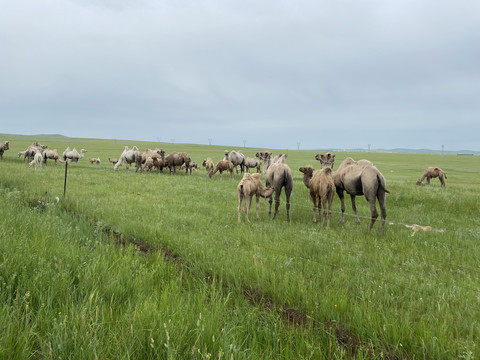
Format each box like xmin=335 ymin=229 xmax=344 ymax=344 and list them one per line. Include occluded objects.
xmin=237 ymin=173 xmax=274 ymax=223
xmin=299 ymin=166 xmax=335 ymax=227
xmin=416 ymin=167 xmax=447 ymax=187
xmin=208 ymin=160 xmax=234 ymax=179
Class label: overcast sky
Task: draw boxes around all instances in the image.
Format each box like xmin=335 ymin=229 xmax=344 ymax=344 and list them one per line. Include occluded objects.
xmin=1 ymin=0 xmax=479 ymax=151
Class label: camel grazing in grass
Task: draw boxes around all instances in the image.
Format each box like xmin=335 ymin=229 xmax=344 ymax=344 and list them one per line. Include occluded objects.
xmin=224 ymin=150 xmax=245 ymax=174
xmin=244 ymin=157 xmax=261 ymax=173
xmin=333 ymin=157 xmax=390 ymax=233
xmin=237 ymin=173 xmax=274 ymax=223
xmin=89 ymin=157 xmax=101 ymax=164
xmin=299 ymin=166 xmax=335 ymax=227
xmin=29 ymin=151 xmax=43 ymax=170
xmin=63 ymin=147 xmax=87 ymax=163
xmin=257 ymin=152 xmax=293 ymax=221
xmin=0 ymin=141 xmax=9 ymax=160
xmin=43 ymin=149 xmax=62 ymax=165
xmin=114 ymin=146 xmax=142 ymax=172
xmin=138 ymin=148 xmax=165 ymax=172
xmin=108 ymin=158 xmax=119 ymax=164
xmin=416 ymin=167 xmax=447 ymax=187
xmin=202 ymin=158 xmax=214 ymax=173
xmin=165 ymin=151 xmax=192 ymax=174
xmin=208 ymin=160 xmax=235 ymax=179
xmin=315 ymin=152 xmax=336 ymax=169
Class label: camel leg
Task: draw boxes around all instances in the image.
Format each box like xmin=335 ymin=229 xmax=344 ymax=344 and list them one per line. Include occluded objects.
xmin=337 ymin=188 xmax=346 ymax=224
xmin=310 ymin=191 xmax=317 ymax=223
xmin=238 ymin=194 xmax=244 ymax=223
xmin=326 ymin=196 xmax=333 ymax=228
xmin=285 ymin=184 xmax=292 ymax=222
xmin=367 ymin=196 xmax=379 ymax=231
xmin=246 ymin=196 xmax=253 ymax=223
xmin=272 ymin=188 xmax=282 ymax=220
xmin=350 ymin=194 xmax=360 ymax=223
xmin=321 ymin=197 xmax=327 ymax=227
xmin=440 ymin=176 xmax=445 ymax=187
xmin=426 ymin=177 xmax=430 ymax=185
xmin=255 ymin=196 xmax=260 ymax=219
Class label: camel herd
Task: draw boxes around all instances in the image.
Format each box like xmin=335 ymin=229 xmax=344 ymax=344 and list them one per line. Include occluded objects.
xmin=1 ymin=139 xmax=451 ymax=232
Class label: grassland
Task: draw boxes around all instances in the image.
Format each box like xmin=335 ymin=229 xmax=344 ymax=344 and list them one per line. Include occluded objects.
xmin=1 ymin=133 xmax=479 ymax=359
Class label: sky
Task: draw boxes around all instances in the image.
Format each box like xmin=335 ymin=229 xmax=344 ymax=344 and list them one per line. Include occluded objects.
xmin=1 ymin=0 xmax=479 ymax=151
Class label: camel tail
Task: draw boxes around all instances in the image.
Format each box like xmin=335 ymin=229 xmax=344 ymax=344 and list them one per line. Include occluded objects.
xmin=377 ymin=175 xmax=391 ymax=194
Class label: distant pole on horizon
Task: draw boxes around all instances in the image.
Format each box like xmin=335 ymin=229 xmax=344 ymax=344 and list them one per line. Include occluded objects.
xmin=243 ymin=140 xmax=246 ymax=148
xmin=208 ymin=138 xmax=212 ymax=146
xmin=171 ymin=138 xmax=175 ymax=144
xmin=156 ymin=137 xmax=161 ymax=143
xmin=442 ymin=144 xmax=444 ymax=156
xmin=297 ymin=142 xmax=300 ymax=150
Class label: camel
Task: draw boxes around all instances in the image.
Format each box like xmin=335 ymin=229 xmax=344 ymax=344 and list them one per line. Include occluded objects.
xmin=299 ymin=166 xmax=335 ymax=227
xmin=244 ymin=157 xmax=261 ymax=173
xmin=23 ymin=142 xmax=48 ymax=161
xmin=208 ymin=160 xmax=235 ymax=179
xmin=333 ymin=157 xmax=390 ymax=233
xmin=416 ymin=167 xmax=447 ymax=187
xmin=237 ymin=173 xmax=274 ymax=223
xmin=202 ymin=158 xmax=214 ymax=173
xmin=108 ymin=158 xmax=119 ymax=164
xmin=224 ymin=150 xmax=245 ymax=174
xmin=315 ymin=152 xmax=336 ymax=169
xmin=142 ymin=157 xmax=154 ymax=172
xmin=42 ymin=149 xmax=61 ymax=165
xmin=165 ymin=151 xmax=192 ymax=174
xmin=138 ymin=148 xmax=165 ymax=172
xmin=89 ymin=157 xmax=101 ymax=164
xmin=0 ymin=141 xmax=9 ymax=160
xmin=114 ymin=146 xmax=142 ymax=172
xmin=63 ymin=147 xmax=87 ymax=163
xmin=257 ymin=152 xmax=293 ymax=221
xmin=29 ymin=151 xmax=43 ymax=170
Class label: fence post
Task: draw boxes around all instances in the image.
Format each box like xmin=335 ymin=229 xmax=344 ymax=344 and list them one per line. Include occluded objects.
xmin=63 ymin=161 xmax=68 ymax=197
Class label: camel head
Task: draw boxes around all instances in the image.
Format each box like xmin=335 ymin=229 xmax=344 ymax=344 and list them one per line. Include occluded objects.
xmin=81 ymin=149 xmax=87 ymax=154
xmin=315 ymin=152 xmax=335 ymax=169
xmin=3 ymin=141 xmax=9 ymax=150
xmin=299 ymin=166 xmax=314 ymax=177
xmin=256 ymin=151 xmax=271 ymax=161
xmin=416 ymin=179 xmax=422 ymax=186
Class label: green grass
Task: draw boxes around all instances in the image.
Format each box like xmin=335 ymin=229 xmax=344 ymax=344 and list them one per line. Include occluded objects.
xmin=1 ymin=133 xmax=480 ymax=359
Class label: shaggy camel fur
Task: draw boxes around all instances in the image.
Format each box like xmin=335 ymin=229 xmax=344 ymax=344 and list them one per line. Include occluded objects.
xmin=24 ymin=142 xmax=48 ymax=161
xmin=165 ymin=151 xmax=192 ymax=174
xmin=208 ymin=160 xmax=235 ymax=179
xmin=142 ymin=157 xmax=154 ymax=172
xmin=237 ymin=173 xmax=274 ymax=223
xmin=315 ymin=152 xmax=336 ymax=169
xmin=43 ymin=149 xmax=61 ymax=165
xmin=29 ymin=151 xmax=43 ymax=170
xmin=244 ymin=157 xmax=261 ymax=173
xmin=257 ymin=152 xmax=293 ymax=221
xmin=114 ymin=146 xmax=142 ymax=172
xmin=138 ymin=148 xmax=165 ymax=172
xmin=202 ymin=158 xmax=214 ymax=173
xmin=63 ymin=147 xmax=87 ymax=163
xmin=299 ymin=166 xmax=335 ymax=227
xmin=333 ymin=157 xmax=390 ymax=233
xmin=416 ymin=167 xmax=447 ymax=187
xmin=0 ymin=141 xmax=9 ymax=160
xmin=224 ymin=150 xmax=245 ymax=174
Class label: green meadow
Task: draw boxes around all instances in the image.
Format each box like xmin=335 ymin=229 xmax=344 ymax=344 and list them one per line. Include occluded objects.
xmin=1 ymin=133 xmax=479 ymax=359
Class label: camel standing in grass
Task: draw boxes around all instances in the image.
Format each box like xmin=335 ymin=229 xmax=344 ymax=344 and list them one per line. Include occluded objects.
xmin=208 ymin=160 xmax=234 ymax=179
xmin=43 ymin=149 xmax=62 ymax=165
xmin=416 ymin=167 xmax=447 ymax=187
xmin=114 ymin=146 xmax=142 ymax=172
xmin=165 ymin=151 xmax=191 ymax=174
xmin=29 ymin=151 xmax=43 ymax=170
xmin=23 ymin=142 xmax=48 ymax=162
xmin=89 ymin=157 xmax=101 ymax=164
xmin=202 ymin=158 xmax=214 ymax=173
xmin=237 ymin=173 xmax=274 ymax=223
xmin=142 ymin=157 xmax=154 ymax=172
xmin=138 ymin=148 xmax=165 ymax=172
xmin=63 ymin=147 xmax=87 ymax=163
xmin=224 ymin=150 xmax=245 ymax=174
xmin=244 ymin=157 xmax=261 ymax=173
xmin=0 ymin=141 xmax=9 ymax=160
xmin=299 ymin=166 xmax=335 ymax=227
xmin=256 ymin=152 xmax=293 ymax=221
xmin=333 ymin=157 xmax=390 ymax=233
xmin=108 ymin=158 xmax=119 ymax=164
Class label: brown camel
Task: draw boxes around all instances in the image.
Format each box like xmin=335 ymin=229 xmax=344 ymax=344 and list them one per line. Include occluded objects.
xmin=333 ymin=157 xmax=390 ymax=233
xmin=237 ymin=173 xmax=274 ymax=223
xmin=202 ymin=158 xmax=214 ymax=173
xmin=299 ymin=166 xmax=335 ymax=227
xmin=165 ymin=151 xmax=191 ymax=174
xmin=257 ymin=152 xmax=293 ymax=221
xmin=208 ymin=160 xmax=234 ymax=179
xmin=416 ymin=167 xmax=447 ymax=187
xmin=315 ymin=152 xmax=336 ymax=169
xmin=0 ymin=141 xmax=9 ymax=160
xmin=138 ymin=148 xmax=165 ymax=172
xmin=108 ymin=158 xmax=119 ymax=164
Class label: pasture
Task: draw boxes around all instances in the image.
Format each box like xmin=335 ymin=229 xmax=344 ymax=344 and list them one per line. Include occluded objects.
xmin=1 ymin=134 xmax=479 ymax=359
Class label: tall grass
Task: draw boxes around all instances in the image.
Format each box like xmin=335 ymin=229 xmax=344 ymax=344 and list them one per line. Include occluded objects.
xmin=1 ymin=134 xmax=479 ymax=358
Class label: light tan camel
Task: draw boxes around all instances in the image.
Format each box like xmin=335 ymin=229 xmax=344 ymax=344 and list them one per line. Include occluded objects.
xmin=237 ymin=173 xmax=274 ymax=223
xmin=256 ymin=152 xmax=293 ymax=221
xmin=43 ymin=149 xmax=61 ymax=165
xmin=299 ymin=166 xmax=335 ymax=227
xmin=244 ymin=157 xmax=261 ymax=173
xmin=333 ymin=157 xmax=390 ymax=233
xmin=208 ymin=160 xmax=235 ymax=179
xmin=416 ymin=167 xmax=447 ymax=187
xmin=114 ymin=146 xmax=142 ymax=172
xmin=202 ymin=158 xmax=214 ymax=173
xmin=0 ymin=141 xmax=9 ymax=160
xmin=224 ymin=150 xmax=245 ymax=173
xmin=89 ymin=157 xmax=101 ymax=164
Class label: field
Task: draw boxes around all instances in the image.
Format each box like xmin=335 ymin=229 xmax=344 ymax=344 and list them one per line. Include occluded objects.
xmin=1 ymin=134 xmax=479 ymax=359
